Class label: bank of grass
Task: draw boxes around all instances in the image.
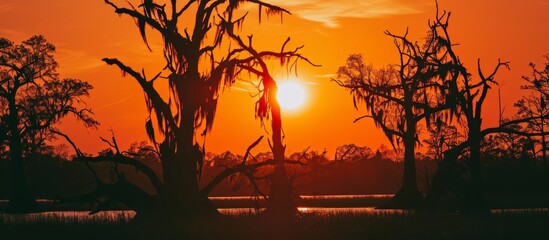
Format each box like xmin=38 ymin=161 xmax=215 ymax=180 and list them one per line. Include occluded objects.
xmin=2 ymin=209 xmax=549 ymax=240
xmin=210 ymin=194 xmax=394 ymax=208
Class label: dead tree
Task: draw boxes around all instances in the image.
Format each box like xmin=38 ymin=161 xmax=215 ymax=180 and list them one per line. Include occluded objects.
xmin=418 ymin=8 xmax=549 ymax=211
xmin=102 ymin=0 xmax=312 ymax=223
xmin=429 ymin=9 xmax=509 ymax=211
xmin=224 ymin=29 xmax=317 ymax=218
xmin=333 ymin=5 xmax=455 ymax=208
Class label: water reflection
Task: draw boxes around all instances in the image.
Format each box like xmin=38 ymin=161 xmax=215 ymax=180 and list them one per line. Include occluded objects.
xmin=298 ymin=207 xmax=410 ymax=215
xmin=218 ymin=207 xmax=411 ymax=215
xmin=209 ymin=194 xmax=394 ymax=201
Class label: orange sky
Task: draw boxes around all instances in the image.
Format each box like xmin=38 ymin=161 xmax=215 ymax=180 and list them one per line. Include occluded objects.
xmin=1 ymin=0 xmax=548 ymax=156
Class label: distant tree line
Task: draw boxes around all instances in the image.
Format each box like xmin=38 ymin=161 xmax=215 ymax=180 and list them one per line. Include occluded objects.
xmin=2 ymin=138 xmax=546 ymax=205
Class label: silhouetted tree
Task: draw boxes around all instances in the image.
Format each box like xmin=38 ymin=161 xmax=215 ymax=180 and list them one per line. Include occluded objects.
xmin=334 ymin=143 xmax=373 ymax=162
xmin=102 ymin=0 xmax=312 ymax=224
xmin=0 ymin=35 xmax=97 ymax=213
xmin=439 ymin=37 xmax=508 ymax=212
xmin=125 ymin=141 xmax=160 ymax=163
xmin=417 ymin=6 xmax=543 ymax=212
xmin=334 ymin=14 xmax=454 ymax=207
xmin=518 ymin=55 xmax=549 ymax=168
xmin=423 ymin=122 xmax=461 ymax=163
xmin=495 ymin=119 xmax=525 ymax=161
xmin=226 ymin=32 xmax=316 ymax=219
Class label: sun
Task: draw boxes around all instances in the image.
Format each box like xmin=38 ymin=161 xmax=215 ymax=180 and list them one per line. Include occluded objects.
xmin=276 ymin=81 xmax=306 ymax=110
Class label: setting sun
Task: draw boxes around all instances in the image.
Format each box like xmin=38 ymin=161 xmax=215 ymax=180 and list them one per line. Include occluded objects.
xmin=276 ymin=81 xmax=306 ymax=110
xmin=2 ymin=1 xmax=549 ymax=239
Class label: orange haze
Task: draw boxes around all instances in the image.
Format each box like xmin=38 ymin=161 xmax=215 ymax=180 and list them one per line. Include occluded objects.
xmin=1 ymin=0 xmax=548 ymax=156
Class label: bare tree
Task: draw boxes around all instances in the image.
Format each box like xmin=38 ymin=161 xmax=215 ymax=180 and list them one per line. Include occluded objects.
xmin=334 ymin=11 xmax=454 ymax=207
xmin=102 ymin=0 xmax=312 ymax=223
xmin=0 ymin=36 xmax=97 ymax=213
xmin=223 ymin=30 xmax=316 ymax=218
xmin=417 ymin=5 xmax=537 ymax=212
xmin=438 ymin=32 xmax=509 ymax=212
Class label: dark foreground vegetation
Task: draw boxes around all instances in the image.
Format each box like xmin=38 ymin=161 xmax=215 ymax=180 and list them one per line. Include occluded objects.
xmin=2 ymin=209 xmax=549 ymax=240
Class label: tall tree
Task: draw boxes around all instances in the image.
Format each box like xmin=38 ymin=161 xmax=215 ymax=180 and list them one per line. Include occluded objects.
xmin=419 ymin=6 xmax=518 ymax=212
xmin=519 ymin=54 xmax=549 ymax=168
xmin=0 ymin=35 xmax=97 ymax=213
xmin=223 ymin=28 xmax=316 ymax=218
xmin=440 ymin=37 xmax=508 ymax=212
xmin=334 ymin=15 xmax=454 ymax=207
xmin=102 ymin=0 xmax=311 ymax=223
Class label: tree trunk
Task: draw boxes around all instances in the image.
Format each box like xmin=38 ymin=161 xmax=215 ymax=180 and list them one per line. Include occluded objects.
xmin=6 ymin=98 xmax=37 ymax=213
xmin=542 ymin=117 xmax=546 ymax=169
xmin=174 ymin=106 xmax=218 ymax=216
xmin=390 ymin=134 xmax=422 ymax=208
xmin=134 ymin=106 xmax=219 ymax=231
xmin=266 ymin=91 xmax=296 ymax=219
xmin=423 ymin=145 xmax=468 ymax=211
xmin=390 ymin=115 xmax=422 ymax=208
xmin=465 ymin=119 xmax=488 ymax=213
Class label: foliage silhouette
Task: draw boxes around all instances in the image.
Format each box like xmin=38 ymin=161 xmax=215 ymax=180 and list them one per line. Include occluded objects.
xmin=0 ymin=35 xmax=97 ymax=213
xmin=419 ymin=6 xmax=548 ymax=212
xmin=334 ymin=6 xmax=456 ymax=207
xmin=101 ymin=0 xmax=313 ymax=229
xmin=227 ymin=32 xmax=317 ymax=218
xmin=517 ymin=54 xmax=549 ymax=168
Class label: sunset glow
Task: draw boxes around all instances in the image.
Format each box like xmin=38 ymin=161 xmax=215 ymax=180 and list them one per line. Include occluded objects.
xmin=2 ymin=1 xmax=549 ymax=239
xmin=0 ymin=0 xmax=547 ymax=155
xmin=277 ymin=81 xmax=306 ymax=110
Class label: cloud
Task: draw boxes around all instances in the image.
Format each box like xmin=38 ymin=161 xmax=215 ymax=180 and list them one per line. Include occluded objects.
xmin=313 ymin=73 xmax=336 ymax=79
xmin=230 ymin=79 xmax=262 ymax=93
xmin=227 ymin=86 xmax=252 ymax=92
xmin=265 ymin=0 xmax=430 ymax=28
xmin=95 ymin=94 xmax=134 ymax=111
xmin=57 ymin=48 xmax=104 ymax=73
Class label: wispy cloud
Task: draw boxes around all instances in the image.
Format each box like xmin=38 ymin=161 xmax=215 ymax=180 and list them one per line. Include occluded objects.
xmin=229 ymin=79 xmax=262 ymax=93
xmin=227 ymin=85 xmax=251 ymax=92
xmin=266 ymin=0 xmax=430 ymax=28
xmin=313 ymin=73 xmax=336 ymax=79
xmin=95 ymin=94 xmax=134 ymax=111
xmin=57 ymin=48 xmax=104 ymax=73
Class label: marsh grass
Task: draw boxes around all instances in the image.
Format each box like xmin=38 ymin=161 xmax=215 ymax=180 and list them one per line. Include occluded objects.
xmin=2 ymin=207 xmax=549 ymax=239
xmin=210 ymin=194 xmax=394 ymax=208
xmin=0 ymin=211 xmax=134 ymax=225
xmin=229 ymin=209 xmax=549 ymax=240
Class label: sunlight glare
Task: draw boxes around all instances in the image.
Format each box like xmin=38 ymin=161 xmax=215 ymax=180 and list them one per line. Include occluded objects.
xmin=277 ymin=81 xmax=306 ymax=110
